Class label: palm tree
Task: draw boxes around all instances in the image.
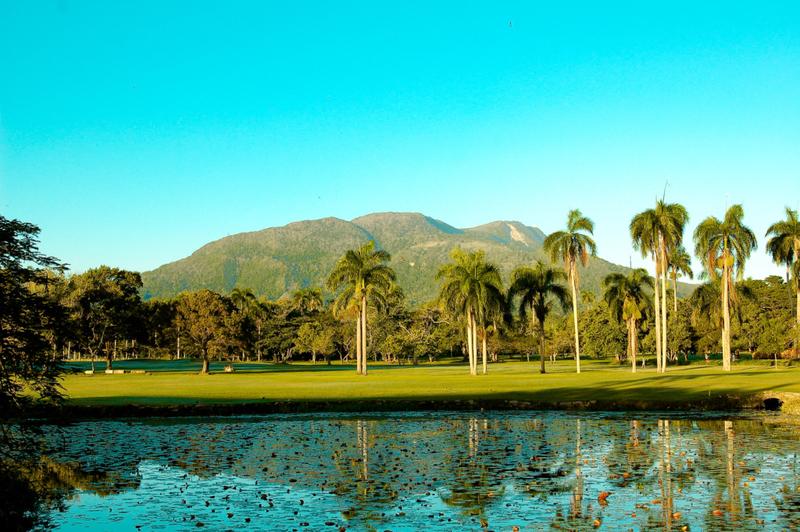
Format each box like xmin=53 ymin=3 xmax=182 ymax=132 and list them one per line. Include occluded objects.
xmin=668 ymin=245 xmax=694 ymax=312
xmin=630 ymin=200 xmax=689 ymax=373
xmin=693 ymin=204 xmax=757 ymax=371
xmin=509 ymin=263 xmax=570 ymax=373
xmin=580 ymin=290 xmax=596 ymax=307
xmin=690 ymin=279 xmax=755 ymax=358
xmin=602 ymin=269 xmax=654 ymax=373
xmin=327 ymin=241 xmax=396 ymax=375
xmin=230 ymin=287 xmax=255 ymax=312
xmin=542 ymin=209 xmax=597 ymax=373
xmin=292 ymin=287 xmax=324 ymax=315
xmin=436 ymin=248 xmax=504 ymax=375
xmin=765 ymin=207 xmax=800 ymax=343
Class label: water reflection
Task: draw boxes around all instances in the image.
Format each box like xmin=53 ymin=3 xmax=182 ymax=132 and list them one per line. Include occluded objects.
xmin=38 ymin=412 xmax=800 ymax=531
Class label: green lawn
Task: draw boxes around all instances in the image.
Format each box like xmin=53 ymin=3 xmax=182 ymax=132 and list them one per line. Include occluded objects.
xmin=59 ymin=357 xmax=800 ymax=408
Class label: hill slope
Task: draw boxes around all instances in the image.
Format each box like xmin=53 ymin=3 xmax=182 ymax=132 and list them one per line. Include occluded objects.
xmin=141 ymin=212 xmax=694 ymax=306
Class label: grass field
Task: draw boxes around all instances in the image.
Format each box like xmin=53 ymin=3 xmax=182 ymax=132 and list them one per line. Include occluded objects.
xmin=59 ymin=357 xmax=800 ymax=408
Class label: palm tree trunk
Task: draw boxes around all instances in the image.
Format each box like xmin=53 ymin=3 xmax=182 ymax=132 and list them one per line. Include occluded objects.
xmin=362 ymin=297 xmax=368 ymax=376
xmin=722 ymin=265 xmax=732 ymax=371
xmin=661 ymin=245 xmax=668 ymax=373
xmin=466 ymin=310 xmax=473 ymax=373
xmin=540 ymin=319 xmax=546 ymax=374
xmin=471 ymin=313 xmax=478 ymax=375
xmin=672 ymin=265 xmax=679 ymax=313
xmin=482 ymin=331 xmax=487 ymax=375
xmin=629 ymin=319 xmax=636 ymax=373
xmin=632 ymin=319 xmax=639 ymax=373
xmin=355 ymin=308 xmax=362 ymax=374
xmin=794 ymin=253 xmax=800 ymax=356
xmin=654 ymin=258 xmax=662 ymax=373
xmin=569 ymin=273 xmax=581 ymax=374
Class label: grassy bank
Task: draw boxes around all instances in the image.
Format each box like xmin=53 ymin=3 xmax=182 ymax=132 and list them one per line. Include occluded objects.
xmin=57 ymin=358 xmax=800 ymax=411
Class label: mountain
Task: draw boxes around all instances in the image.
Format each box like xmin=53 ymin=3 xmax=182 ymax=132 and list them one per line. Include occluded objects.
xmin=141 ymin=212 xmax=694 ymax=306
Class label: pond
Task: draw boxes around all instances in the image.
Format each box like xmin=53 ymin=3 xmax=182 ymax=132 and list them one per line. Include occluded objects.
xmin=36 ymin=411 xmax=800 ymax=531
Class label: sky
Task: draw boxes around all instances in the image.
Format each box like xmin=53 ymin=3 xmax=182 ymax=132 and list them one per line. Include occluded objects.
xmin=1 ymin=1 xmax=798 ymax=282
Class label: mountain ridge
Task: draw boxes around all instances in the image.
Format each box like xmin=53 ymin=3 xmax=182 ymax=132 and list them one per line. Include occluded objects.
xmin=141 ymin=212 xmax=694 ymax=306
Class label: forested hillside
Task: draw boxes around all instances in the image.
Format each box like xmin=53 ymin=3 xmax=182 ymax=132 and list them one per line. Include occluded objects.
xmin=141 ymin=212 xmax=695 ymax=305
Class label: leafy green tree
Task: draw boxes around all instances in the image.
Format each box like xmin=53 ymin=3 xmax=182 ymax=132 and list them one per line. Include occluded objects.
xmin=435 ymin=248 xmax=504 ymax=375
xmin=141 ymin=298 xmax=178 ymax=358
xmin=295 ymin=320 xmax=335 ymax=364
xmin=292 ymin=287 xmax=324 ymax=315
xmin=666 ymin=299 xmax=695 ymax=362
xmin=543 ymin=209 xmax=597 ymax=373
xmin=693 ymin=204 xmax=757 ymax=370
xmin=575 ymin=302 xmax=628 ymax=360
xmin=228 ymin=287 xmax=256 ymax=360
xmin=630 ymin=200 xmax=689 ymax=373
xmin=0 ymin=216 xmax=70 ymax=531
xmin=327 ymin=241 xmax=396 ymax=375
xmin=0 ymin=216 xmax=67 ymax=414
xmin=734 ymin=277 xmax=793 ymax=357
xmin=248 ymin=297 xmax=274 ymax=361
xmin=66 ymin=266 xmax=144 ymax=370
xmin=175 ymin=289 xmax=235 ymax=374
xmin=765 ymin=207 xmax=800 ymax=349
xmin=602 ymin=268 xmax=654 ymax=372
xmin=258 ymin=302 xmax=302 ymax=363
xmin=508 ymin=263 xmax=570 ymax=373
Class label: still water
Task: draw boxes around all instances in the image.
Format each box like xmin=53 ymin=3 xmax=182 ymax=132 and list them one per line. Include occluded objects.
xmin=39 ymin=411 xmax=800 ymax=531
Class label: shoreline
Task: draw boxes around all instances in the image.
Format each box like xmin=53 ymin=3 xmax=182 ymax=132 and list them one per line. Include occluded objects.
xmin=28 ymin=390 xmax=800 ymax=420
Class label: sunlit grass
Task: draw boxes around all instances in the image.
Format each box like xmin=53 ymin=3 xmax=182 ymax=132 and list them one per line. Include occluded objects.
xmin=59 ymin=357 xmax=800 ymax=407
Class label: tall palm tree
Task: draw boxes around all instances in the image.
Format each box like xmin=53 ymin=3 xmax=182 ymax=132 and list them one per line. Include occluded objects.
xmin=327 ymin=241 xmax=396 ymax=375
xmin=602 ymin=268 xmax=654 ymax=373
xmin=543 ymin=209 xmax=596 ymax=373
xmin=668 ymin=245 xmax=694 ymax=312
xmin=693 ymin=204 xmax=757 ymax=371
xmin=630 ymin=200 xmax=689 ymax=373
xmin=436 ymin=248 xmax=504 ymax=375
xmin=765 ymin=207 xmax=800 ymax=341
xmin=292 ymin=287 xmax=324 ymax=315
xmin=509 ymin=263 xmax=570 ymax=373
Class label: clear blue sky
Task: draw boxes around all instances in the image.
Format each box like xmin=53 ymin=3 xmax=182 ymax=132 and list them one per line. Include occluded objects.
xmin=2 ymin=1 xmax=798 ymax=281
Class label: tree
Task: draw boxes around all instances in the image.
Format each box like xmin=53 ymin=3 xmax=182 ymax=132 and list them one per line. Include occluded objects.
xmin=734 ymin=277 xmax=792 ymax=357
xmin=630 ymin=200 xmax=689 ymax=373
xmin=0 ymin=216 xmax=66 ymax=415
xmin=668 ymin=245 xmax=694 ymax=312
xmin=508 ymin=263 xmax=570 ymax=373
xmin=693 ymin=204 xmax=757 ymax=371
xmin=292 ymin=287 xmax=324 ymax=315
xmin=580 ymin=290 xmax=596 ymax=307
xmin=326 ymin=241 xmax=396 ymax=375
xmin=294 ymin=321 xmax=322 ymax=364
xmin=66 ymin=266 xmax=143 ymax=371
xmin=175 ymin=289 xmax=235 ymax=374
xmin=436 ymin=248 xmax=504 ymax=375
xmin=230 ymin=287 xmax=255 ymax=312
xmin=0 ymin=216 xmax=69 ymax=531
xmin=602 ymin=268 xmax=654 ymax=372
xmin=249 ymin=297 xmax=274 ymax=361
xmin=765 ymin=207 xmax=800 ymax=346
xmin=543 ymin=209 xmax=597 ymax=373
